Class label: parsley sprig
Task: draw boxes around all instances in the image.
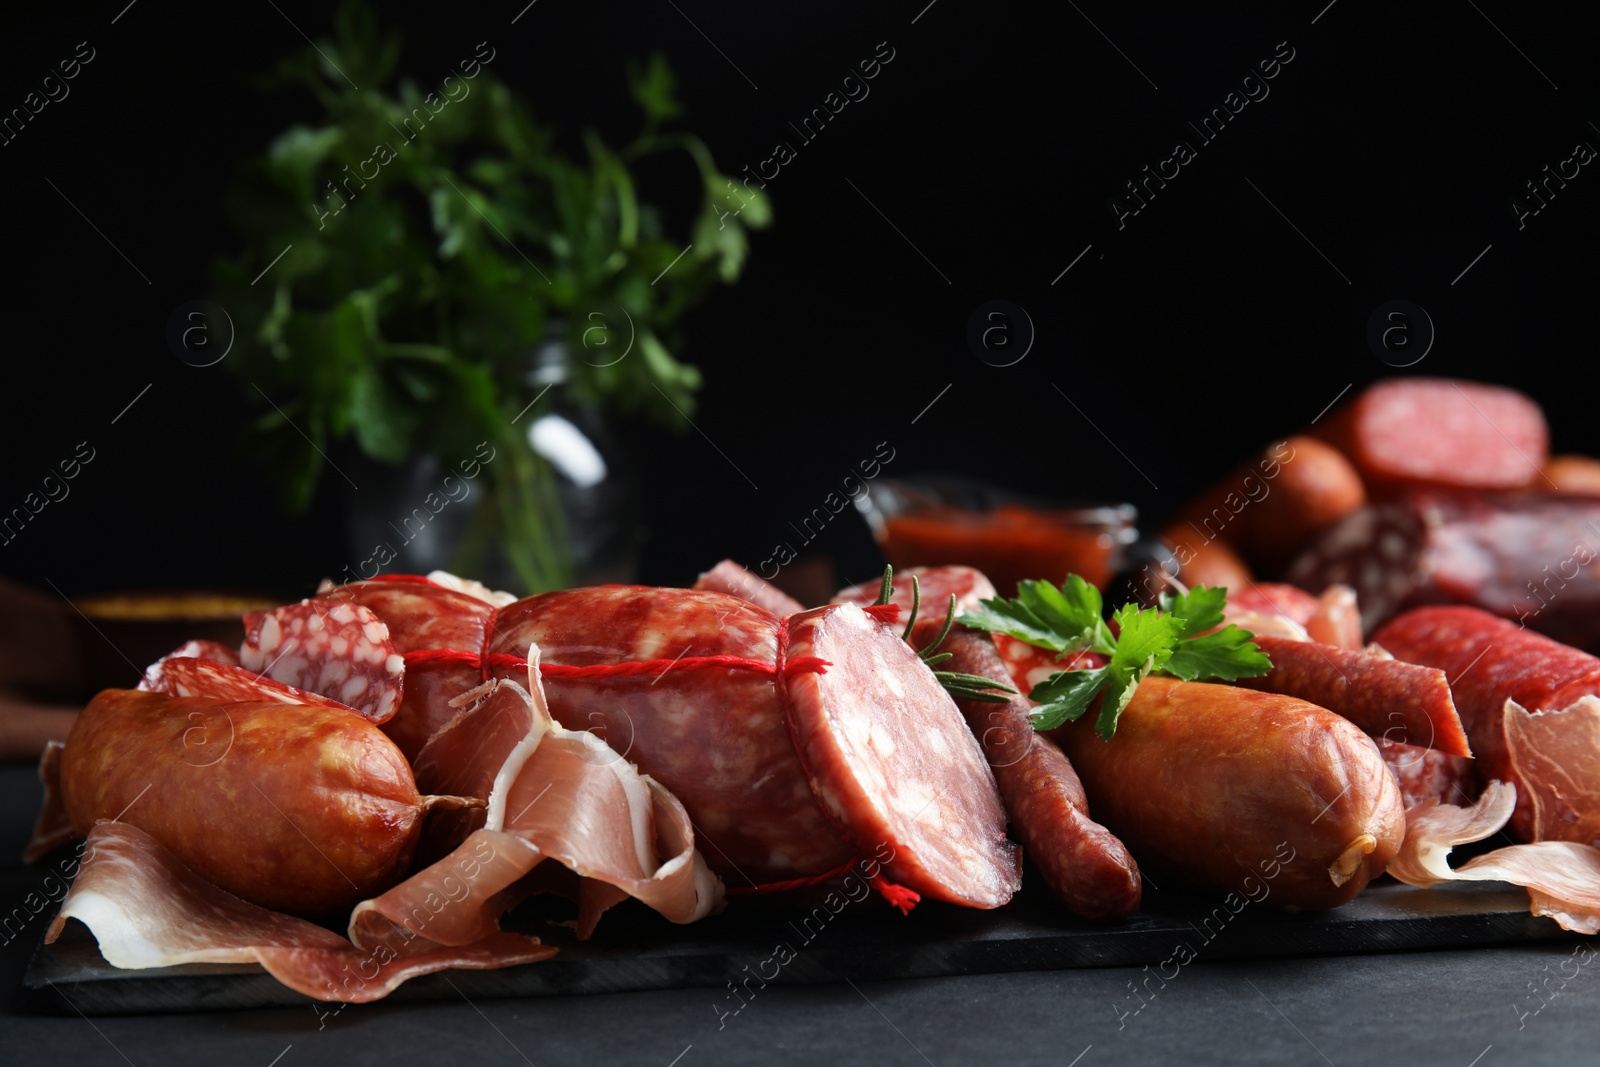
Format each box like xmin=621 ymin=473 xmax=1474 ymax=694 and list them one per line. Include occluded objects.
xmin=957 ymin=577 xmax=1271 ymax=740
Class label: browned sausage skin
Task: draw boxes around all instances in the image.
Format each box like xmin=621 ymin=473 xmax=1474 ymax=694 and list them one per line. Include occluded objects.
xmin=60 ymin=689 xmax=439 ymax=916
xmin=937 ymin=629 xmax=1142 ymax=920
xmin=1051 ymin=676 xmax=1405 ymax=910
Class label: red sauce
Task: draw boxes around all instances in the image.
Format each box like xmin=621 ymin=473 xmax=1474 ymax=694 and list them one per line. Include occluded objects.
xmin=882 ymin=504 xmax=1131 ymax=597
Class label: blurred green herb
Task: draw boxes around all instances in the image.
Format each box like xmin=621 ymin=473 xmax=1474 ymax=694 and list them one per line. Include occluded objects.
xmin=212 ymin=1 xmax=771 ymax=547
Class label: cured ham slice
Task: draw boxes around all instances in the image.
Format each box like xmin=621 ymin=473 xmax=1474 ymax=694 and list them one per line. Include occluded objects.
xmin=1388 ymin=781 xmax=1600 ymax=934
xmin=1224 ymin=582 xmax=1320 ymax=623
xmin=45 ymin=822 xmax=555 ymax=1003
xmin=424 ymin=570 xmax=518 ymax=609
xmin=1306 ymin=585 xmax=1363 ymax=649
xmin=1503 ymin=697 xmax=1600 ymax=847
xmin=370 ymin=653 xmax=722 ymax=940
xmin=24 ymin=741 xmax=72 ymax=863
xmin=1221 ymin=582 xmax=1361 ymax=648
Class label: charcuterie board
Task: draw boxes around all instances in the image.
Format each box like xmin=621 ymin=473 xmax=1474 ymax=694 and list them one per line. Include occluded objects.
xmin=24 ymin=875 xmax=1578 ymax=1015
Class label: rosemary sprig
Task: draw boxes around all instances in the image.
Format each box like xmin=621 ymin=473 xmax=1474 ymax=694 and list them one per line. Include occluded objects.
xmin=871 ymin=566 xmax=1016 ymax=704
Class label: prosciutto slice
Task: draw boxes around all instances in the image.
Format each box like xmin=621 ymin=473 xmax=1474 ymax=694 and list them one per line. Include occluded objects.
xmin=358 ymin=649 xmax=722 ymax=944
xmin=23 ymin=741 xmax=72 ymax=863
xmin=46 ymin=821 xmax=555 ymax=1003
xmin=1388 ymin=780 xmax=1600 ymax=934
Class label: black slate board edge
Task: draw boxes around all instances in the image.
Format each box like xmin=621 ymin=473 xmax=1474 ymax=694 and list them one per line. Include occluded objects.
xmin=22 ymin=881 xmax=1590 ymax=1016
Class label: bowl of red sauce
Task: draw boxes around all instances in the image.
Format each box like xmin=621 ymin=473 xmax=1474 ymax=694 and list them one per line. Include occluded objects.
xmin=855 ymin=477 xmax=1137 ymax=596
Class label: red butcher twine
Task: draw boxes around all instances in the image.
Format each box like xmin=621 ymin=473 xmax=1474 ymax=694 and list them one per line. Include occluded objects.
xmin=321 ymin=576 xmax=1021 ymax=912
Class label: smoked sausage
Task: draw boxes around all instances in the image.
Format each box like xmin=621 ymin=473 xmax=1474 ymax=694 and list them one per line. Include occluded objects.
xmin=937 ymin=629 xmax=1142 ymax=919
xmin=60 ymin=689 xmax=453 ymax=916
xmin=1050 ymin=676 xmax=1405 ymax=910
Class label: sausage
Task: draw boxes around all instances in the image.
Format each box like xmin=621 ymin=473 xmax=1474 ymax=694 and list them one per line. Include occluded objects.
xmin=936 ymin=629 xmax=1141 ymax=919
xmin=491 ymin=587 xmax=853 ymax=883
xmin=59 ymin=689 xmax=447 ymax=916
xmin=1235 ymin=635 xmax=1471 ymax=757
xmin=1286 ymin=490 xmax=1600 ymax=648
xmin=1370 ymin=605 xmax=1600 ymax=844
xmin=1159 ymin=528 xmax=1254 ymax=591
xmin=1050 ymin=676 xmax=1405 ymax=910
xmin=1542 ymin=455 xmax=1600 ymax=495
xmin=1312 ymin=378 xmax=1547 ymax=493
xmin=831 ymin=566 xmax=1138 ymax=919
xmin=1168 ymin=437 xmax=1367 ymax=574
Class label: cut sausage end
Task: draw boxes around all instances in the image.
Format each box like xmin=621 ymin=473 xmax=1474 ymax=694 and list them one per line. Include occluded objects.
xmin=1329 ymin=833 xmax=1377 ymax=887
xmin=783 ymin=603 xmax=1020 ymax=909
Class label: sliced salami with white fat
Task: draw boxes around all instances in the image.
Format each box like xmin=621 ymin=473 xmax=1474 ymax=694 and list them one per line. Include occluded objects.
xmin=139 ymin=655 xmax=353 ymax=710
xmin=783 ymin=602 xmax=1020 ymax=909
xmin=240 ymin=601 xmax=404 ymax=723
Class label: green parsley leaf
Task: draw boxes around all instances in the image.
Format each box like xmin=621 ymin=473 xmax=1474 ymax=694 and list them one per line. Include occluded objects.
xmin=1159 ymin=585 xmax=1228 ymax=639
xmin=1027 ymin=667 xmax=1110 ymax=731
xmin=960 ymin=574 xmax=1112 ymax=656
xmin=1166 ymin=626 xmax=1273 ymax=681
xmin=963 ymin=578 xmax=1272 ymax=740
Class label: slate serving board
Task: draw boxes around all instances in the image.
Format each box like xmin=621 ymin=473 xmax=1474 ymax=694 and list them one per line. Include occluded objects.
xmin=23 ymin=877 xmax=1580 ymax=1016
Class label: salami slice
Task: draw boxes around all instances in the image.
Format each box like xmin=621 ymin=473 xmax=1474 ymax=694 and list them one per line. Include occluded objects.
xmin=140 ymin=655 xmax=352 ymax=711
xmin=783 ymin=603 xmax=1020 ymax=908
xmin=241 ymin=601 xmax=405 ymax=725
xmin=832 ymin=565 xmax=1132 ymax=917
xmin=1286 ymin=491 xmax=1600 ymax=648
xmin=1313 ymin=378 xmax=1547 ymax=492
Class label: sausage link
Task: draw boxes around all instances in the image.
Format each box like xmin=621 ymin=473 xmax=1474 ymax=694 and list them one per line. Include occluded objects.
xmin=60 ymin=689 xmax=434 ymax=916
xmin=1051 ymin=676 xmax=1405 ymax=910
xmin=940 ymin=629 xmax=1141 ymax=920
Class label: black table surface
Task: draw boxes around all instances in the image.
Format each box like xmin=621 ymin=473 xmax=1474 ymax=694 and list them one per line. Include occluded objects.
xmin=4 ymin=762 xmax=1596 ymax=1067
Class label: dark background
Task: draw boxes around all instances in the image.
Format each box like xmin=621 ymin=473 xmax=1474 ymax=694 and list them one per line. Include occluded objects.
xmin=2 ymin=1 xmax=1595 ymax=601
